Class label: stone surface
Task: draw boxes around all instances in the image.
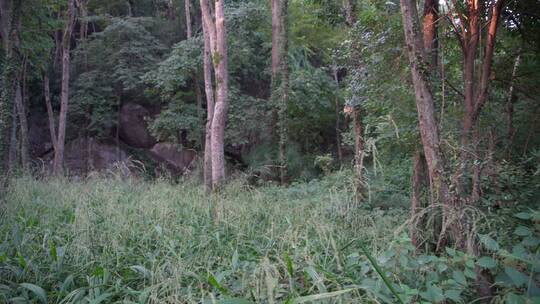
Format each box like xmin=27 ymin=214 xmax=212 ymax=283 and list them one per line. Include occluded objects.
xmin=119 ymin=103 xmax=157 ymax=148
xmin=149 ymin=143 xmax=197 ymax=174
xmin=42 ymin=137 xmax=132 ymax=175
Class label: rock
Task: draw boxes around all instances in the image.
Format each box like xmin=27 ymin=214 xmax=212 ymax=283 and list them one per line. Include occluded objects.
xmin=149 ymin=143 xmax=197 ymax=174
xmin=42 ymin=137 xmax=132 ymax=175
xmin=28 ymin=112 xmax=54 ymax=157
xmin=119 ymin=103 xmax=157 ymax=148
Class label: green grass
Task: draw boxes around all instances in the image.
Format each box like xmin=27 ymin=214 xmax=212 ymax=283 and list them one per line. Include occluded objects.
xmin=0 ymin=175 xmax=406 ymax=303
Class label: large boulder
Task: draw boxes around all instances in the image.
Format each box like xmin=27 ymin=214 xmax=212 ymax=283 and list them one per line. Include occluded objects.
xmin=149 ymin=143 xmax=197 ymax=174
xmin=42 ymin=137 xmax=132 ymax=175
xmin=119 ymin=103 xmax=157 ymax=148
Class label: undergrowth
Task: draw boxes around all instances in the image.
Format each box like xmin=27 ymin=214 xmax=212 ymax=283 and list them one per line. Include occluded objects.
xmin=0 ymin=174 xmax=538 ymax=303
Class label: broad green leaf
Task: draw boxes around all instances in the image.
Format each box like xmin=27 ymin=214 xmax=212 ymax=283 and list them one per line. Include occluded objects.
xmin=20 ymin=283 xmax=47 ymax=304
xmin=514 ymin=212 xmax=532 ymax=220
xmin=444 ymin=289 xmax=462 ymax=302
xmin=514 ymin=226 xmax=532 ymax=237
xmin=478 ymin=234 xmax=499 ymax=251
xmin=476 ymin=257 xmax=497 ymax=269
xmin=420 ymin=285 xmax=444 ymax=303
xmin=464 ymin=268 xmax=477 ymax=279
xmin=452 ymin=270 xmax=467 ymax=285
xmin=504 ymin=267 xmax=529 ymax=287
xmin=505 ymin=292 xmax=526 ymax=304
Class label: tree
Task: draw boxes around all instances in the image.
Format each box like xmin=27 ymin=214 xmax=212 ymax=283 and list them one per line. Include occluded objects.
xmin=200 ymin=0 xmax=229 ymax=190
xmin=399 ymin=0 xmax=452 ymax=214
xmin=53 ymin=0 xmax=76 ymax=175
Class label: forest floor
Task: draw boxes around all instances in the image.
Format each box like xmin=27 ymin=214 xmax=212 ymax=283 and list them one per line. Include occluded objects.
xmin=0 ymin=175 xmax=537 ymax=303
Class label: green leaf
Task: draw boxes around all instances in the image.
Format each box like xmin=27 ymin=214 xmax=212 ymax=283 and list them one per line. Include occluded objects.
xmin=210 ymin=298 xmax=254 ymax=304
xmin=420 ymin=285 xmax=444 ymax=303
xmin=231 ymin=249 xmax=239 ymax=271
xmin=514 ymin=226 xmax=532 ymax=237
xmin=452 ymin=270 xmax=467 ymax=285
xmin=478 ymin=234 xmax=499 ymax=251
xmin=285 ymin=252 xmax=294 ymax=276
xmin=505 ymin=292 xmax=526 ymax=304
xmin=208 ymin=273 xmax=229 ymax=296
xmin=444 ymin=289 xmax=462 ymax=302
xmin=20 ymin=283 xmax=47 ymax=304
xmin=504 ymin=267 xmax=530 ymax=286
xmin=89 ymin=292 xmax=114 ymax=304
xmin=464 ymin=267 xmax=477 ymax=279
xmin=476 ymin=257 xmax=497 ymax=269
xmin=291 ymin=289 xmax=357 ymax=303
xmin=514 ymin=212 xmax=532 ymax=220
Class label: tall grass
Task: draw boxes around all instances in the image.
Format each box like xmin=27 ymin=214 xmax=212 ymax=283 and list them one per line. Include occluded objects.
xmin=0 ymin=175 xmax=406 ymax=303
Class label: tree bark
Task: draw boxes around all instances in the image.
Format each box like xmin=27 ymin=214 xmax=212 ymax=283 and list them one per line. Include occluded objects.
xmin=200 ymin=0 xmax=228 ymax=190
xmin=400 ymin=0 xmax=451 ymax=206
xmin=53 ymin=0 xmax=75 ymax=176
xmin=271 ymin=0 xmax=281 ymax=78
xmin=333 ymin=67 xmax=342 ymax=164
xmin=343 ymin=0 xmax=356 ymax=26
xmin=278 ymin=0 xmax=289 ymax=184
xmin=210 ymin=0 xmax=228 ymax=188
xmin=506 ymin=53 xmax=521 ymax=143
xmin=422 ymin=0 xmax=438 ymax=68
xmin=14 ymin=76 xmax=28 ymax=171
xmin=202 ymin=11 xmax=214 ymax=193
xmin=185 ymin=0 xmax=192 ymax=38
xmin=43 ymin=72 xmax=57 ymax=150
xmin=410 ymin=151 xmax=428 ymax=248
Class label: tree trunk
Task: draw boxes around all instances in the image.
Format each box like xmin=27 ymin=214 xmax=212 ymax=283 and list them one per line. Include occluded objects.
xmin=333 ymin=67 xmax=342 ymax=165
xmin=184 ymin=0 xmax=192 ymax=38
xmin=353 ymin=108 xmax=363 ymax=184
xmin=400 ymin=0 xmax=451 ymax=206
xmin=14 ymin=77 xmax=28 ymax=171
xmin=410 ymin=151 xmax=428 ymax=248
xmin=422 ymin=0 xmax=438 ymax=68
xmin=200 ymin=0 xmax=228 ymax=190
xmin=210 ymin=0 xmax=229 ymax=189
xmin=202 ymin=12 xmax=214 ymax=193
xmin=278 ymin=0 xmax=289 ymax=184
xmin=506 ymin=53 xmax=521 ymax=144
xmin=53 ymin=0 xmax=75 ymax=176
xmin=43 ymin=72 xmax=57 ymax=150
xmin=271 ymin=0 xmax=281 ymax=78
xmin=343 ymin=0 xmax=356 ymax=26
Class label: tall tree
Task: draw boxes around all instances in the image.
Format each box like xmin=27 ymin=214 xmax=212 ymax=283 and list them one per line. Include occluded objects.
xmin=200 ymin=0 xmax=229 ymax=190
xmin=399 ymin=0 xmax=452 ymax=212
xmin=201 ymin=4 xmax=214 ymax=193
xmin=0 ymin=0 xmax=20 ymax=190
xmin=53 ymin=0 xmax=76 ymax=175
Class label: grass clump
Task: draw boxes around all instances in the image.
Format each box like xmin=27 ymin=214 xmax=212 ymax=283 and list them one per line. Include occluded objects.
xmin=0 ymin=176 xmax=404 ymax=303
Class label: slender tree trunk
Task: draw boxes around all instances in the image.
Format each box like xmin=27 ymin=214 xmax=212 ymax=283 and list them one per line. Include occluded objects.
xmin=210 ymin=0 xmax=229 ymax=188
xmin=333 ymin=66 xmax=342 ymax=165
xmin=43 ymin=72 xmax=57 ymax=150
xmin=271 ymin=0 xmax=281 ymax=78
xmin=14 ymin=77 xmax=28 ymax=171
xmin=343 ymin=0 xmax=356 ymax=26
xmin=185 ymin=0 xmax=192 ymax=38
xmin=200 ymin=0 xmax=228 ymax=190
xmin=277 ymin=0 xmax=289 ymax=184
xmin=353 ymin=108 xmax=363 ymax=184
xmin=0 ymin=0 xmax=18 ymax=192
xmin=410 ymin=151 xmax=428 ymax=248
xmin=506 ymin=53 xmax=521 ymax=144
xmin=422 ymin=0 xmax=438 ymax=68
xmin=410 ymin=0 xmax=437 ymax=244
xmin=202 ymin=12 xmax=214 ymax=193
xmin=53 ymin=0 xmax=75 ymax=176
xmin=7 ymin=104 xmax=17 ymax=173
